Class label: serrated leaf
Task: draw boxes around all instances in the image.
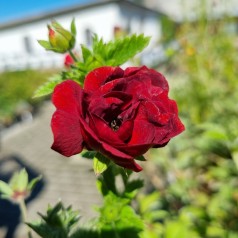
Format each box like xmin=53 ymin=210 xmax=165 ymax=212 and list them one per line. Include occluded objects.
xmin=27 ymin=221 xmax=67 ymax=238
xmin=38 ymin=40 xmax=54 ymax=50
xmin=27 ymin=201 xmax=80 ymax=238
xmin=93 ymin=153 xmax=111 ymax=176
xmin=81 ymin=44 xmax=93 ymax=63
xmin=105 ymin=34 xmax=150 ymax=66
xmin=0 ymin=181 xmax=13 ymax=196
xmin=97 ymin=192 xmax=143 ymax=237
xmin=33 ymin=74 xmax=63 ymax=98
xmin=89 ymin=34 xmax=150 ymax=67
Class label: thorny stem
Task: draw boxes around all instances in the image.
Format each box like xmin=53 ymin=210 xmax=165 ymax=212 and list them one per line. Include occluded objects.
xmin=69 ymin=50 xmax=78 ymax=62
xmin=19 ymin=199 xmax=33 ymax=238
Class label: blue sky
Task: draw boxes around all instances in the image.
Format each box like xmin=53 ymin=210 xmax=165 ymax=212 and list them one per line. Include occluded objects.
xmin=0 ymin=0 xmax=94 ymax=23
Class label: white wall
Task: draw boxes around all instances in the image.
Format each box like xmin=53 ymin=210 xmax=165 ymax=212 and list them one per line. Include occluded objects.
xmin=0 ymin=2 xmax=161 ymax=71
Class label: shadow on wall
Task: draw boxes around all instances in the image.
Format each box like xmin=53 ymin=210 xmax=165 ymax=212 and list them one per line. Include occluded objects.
xmin=0 ymin=154 xmax=45 ymax=238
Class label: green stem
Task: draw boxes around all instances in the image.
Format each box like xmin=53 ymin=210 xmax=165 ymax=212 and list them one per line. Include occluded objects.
xmin=19 ymin=199 xmax=33 ymax=238
xmin=69 ymin=50 xmax=78 ymax=62
xmin=112 ymin=221 xmax=120 ymax=238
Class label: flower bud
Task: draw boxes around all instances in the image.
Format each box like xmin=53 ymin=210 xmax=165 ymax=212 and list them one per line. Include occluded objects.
xmin=38 ymin=19 xmax=76 ymax=53
xmin=64 ymin=53 xmax=75 ymax=68
xmin=0 ymin=168 xmax=42 ymax=203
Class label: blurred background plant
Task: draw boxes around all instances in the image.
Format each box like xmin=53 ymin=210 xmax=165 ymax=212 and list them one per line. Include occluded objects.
xmin=138 ymin=3 xmax=238 ymax=238
xmin=0 ymin=70 xmax=55 ymax=127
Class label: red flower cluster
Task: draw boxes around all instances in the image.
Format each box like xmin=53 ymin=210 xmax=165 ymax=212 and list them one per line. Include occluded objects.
xmin=51 ymin=66 xmax=185 ymax=172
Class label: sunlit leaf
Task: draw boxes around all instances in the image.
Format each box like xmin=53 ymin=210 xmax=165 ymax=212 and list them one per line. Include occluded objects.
xmin=93 ymin=153 xmax=111 ymax=176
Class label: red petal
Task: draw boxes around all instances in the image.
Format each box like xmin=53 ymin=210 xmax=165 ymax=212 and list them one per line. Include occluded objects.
xmin=51 ymin=110 xmax=83 ymax=156
xmin=117 ymin=143 xmax=152 ymax=158
xmin=129 ymin=119 xmax=155 ymax=145
xmin=89 ymin=114 xmax=123 ymax=145
xmin=84 ymin=66 xmax=123 ymax=92
xmin=52 ymin=80 xmax=83 ymax=114
xmin=51 ymin=80 xmax=84 ymax=156
xmin=101 ymin=143 xmax=143 ymax=172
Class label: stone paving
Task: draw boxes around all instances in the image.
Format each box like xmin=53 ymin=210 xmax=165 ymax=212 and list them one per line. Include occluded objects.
xmin=0 ymin=101 xmax=102 ymax=238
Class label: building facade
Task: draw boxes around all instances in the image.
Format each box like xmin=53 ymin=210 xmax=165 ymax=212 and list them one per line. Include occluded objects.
xmin=0 ymin=0 xmax=162 ymax=72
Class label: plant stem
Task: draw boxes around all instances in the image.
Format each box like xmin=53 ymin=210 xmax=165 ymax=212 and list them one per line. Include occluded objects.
xmin=19 ymin=199 xmax=33 ymax=238
xmin=69 ymin=50 xmax=78 ymax=62
xmin=112 ymin=222 xmax=120 ymax=238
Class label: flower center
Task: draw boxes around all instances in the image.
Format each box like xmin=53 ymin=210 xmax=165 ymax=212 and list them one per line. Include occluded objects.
xmin=110 ymin=118 xmax=122 ymax=131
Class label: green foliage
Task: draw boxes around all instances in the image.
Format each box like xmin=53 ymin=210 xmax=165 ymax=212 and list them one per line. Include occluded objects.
xmin=96 ymin=192 xmax=144 ymax=238
xmin=27 ymin=202 xmax=80 ymax=238
xmin=139 ymin=9 xmax=238 ymax=238
xmin=28 ymin=194 xmax=144 ymax=238
xmin=92 ymin=34 xmax=150 ymax=66
xmin=96 ymin=164 xmax=144 ymax=199
xmin=0 ymin=70 xmax=52 ymax=123
xmin=33 ymin=74 xmax=63 ymax=98
xmin=160 ymin=15 xmax=177 ymax=43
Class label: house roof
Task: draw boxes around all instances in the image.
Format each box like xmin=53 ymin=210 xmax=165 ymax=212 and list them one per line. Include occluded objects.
xmin=0 ymin=0 xmax=161 ymax=31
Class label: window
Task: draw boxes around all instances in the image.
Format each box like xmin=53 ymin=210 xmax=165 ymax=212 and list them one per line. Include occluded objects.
xmin=23 ymin=36 xmax=33 ymax=54
xmin=85 ymin=28 xmax=93 ymax=46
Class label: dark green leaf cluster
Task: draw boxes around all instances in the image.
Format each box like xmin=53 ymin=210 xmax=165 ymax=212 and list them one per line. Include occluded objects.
xmin=96 ymin=163 xmax=144 ymax=199
xmin=28 ymin=195 xmax=144 ymax=238
xmin=27 ymin=202 xmax=80 ymax=238
xmin=96 ymin=192 xmax=144 ymax=238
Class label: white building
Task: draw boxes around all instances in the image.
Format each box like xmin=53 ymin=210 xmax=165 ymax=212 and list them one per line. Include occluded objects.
xmin=0 ymin=0 xmax=162 ymax=72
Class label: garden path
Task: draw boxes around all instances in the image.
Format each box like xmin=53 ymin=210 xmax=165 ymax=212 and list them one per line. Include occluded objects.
xmin=0 ymin=101 xmax=102 ymax=238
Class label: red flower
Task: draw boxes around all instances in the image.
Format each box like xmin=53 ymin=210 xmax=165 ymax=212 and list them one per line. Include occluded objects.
xmin=51 ymin=66 xmax=185 ymax=172
xmin=64 ymin=54 xmax=74 ymax=68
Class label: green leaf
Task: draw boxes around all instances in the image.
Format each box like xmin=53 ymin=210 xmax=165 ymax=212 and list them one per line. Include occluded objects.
xmin=125 ymin=179 xmax=144 ymax=194
xmin=27 ymin=201 xmax=80 ymax=238
xmin=0 ymin=181 xmax=13 ymax=197
xmin=165 ymin=221 xmax=189 ymax=238
xmin=71 ymin=18 xmax=77 ymax=36
xmin=27 ymin=175 xmax=42 ymax=191
xmin=81 ymin=150 xmax=96 ymax=159
xmin=81 ymin=44 xmax=93 ymax=63
xmin=105 ymin=34 xmax=150 ymax=66
xmin=93 ymin=153 xmax=111 ymax=176
xmin=97 ymin=192 xmax=143 ymax=237
xmin=96 ymin=165 xmax=117 ymax=196
xmin=135 ymin=155 xmax=146 ymax=161
xmin=83 ymin=34 xmax=150 ymax=68
xmin=33 ymin=74 xmax=63 ymax=98
xmin=38 ymin=40 xmax=54 ymax=50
